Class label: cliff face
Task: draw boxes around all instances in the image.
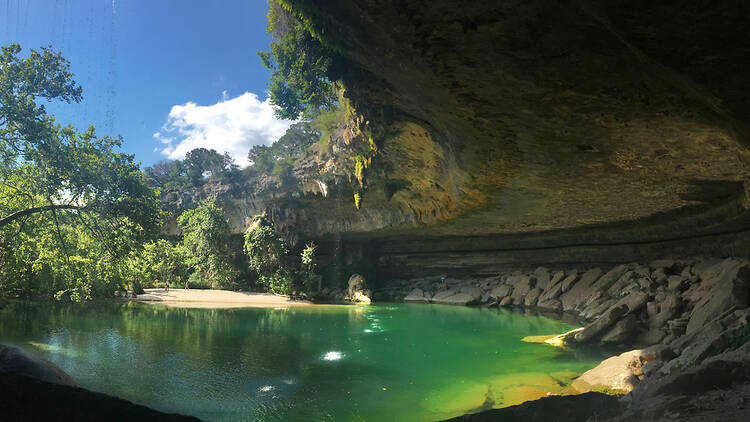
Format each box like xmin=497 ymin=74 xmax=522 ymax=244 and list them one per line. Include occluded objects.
xmin=165 ymin=0 xmax=750 ymax=278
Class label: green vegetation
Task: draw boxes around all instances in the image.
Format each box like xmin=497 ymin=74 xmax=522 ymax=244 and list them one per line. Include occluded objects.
xmin=0 ymin=44 xmax=161 ymax=301
xmin=144 ymin=148 xmax=240 ymax=190
xmin=299 ymin=242 xmax=318 ymax=292
xmin=243 ymin=212 xmax=290 ymax=294
xmin=243 ymin=213 xmax=320 ymax=296
xmin=178 ymin=200 xmax=237 ymax=289
xmin=258 ymin=0 xmax=338 ymax=119
xmin=247 ymin=121 xmax=319 ymax=183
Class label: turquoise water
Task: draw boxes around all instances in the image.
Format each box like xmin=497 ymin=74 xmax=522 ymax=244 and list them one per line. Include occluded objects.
xmin=0 ymin=301 xmax=603 ymax=421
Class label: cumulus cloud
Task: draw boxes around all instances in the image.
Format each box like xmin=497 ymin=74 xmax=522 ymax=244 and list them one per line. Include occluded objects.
xmin=155 ymin=92 xmax=295 ymax=167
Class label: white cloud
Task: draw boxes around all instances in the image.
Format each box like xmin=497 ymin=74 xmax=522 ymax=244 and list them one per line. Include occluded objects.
xmin=155 ymin=92 xmax=295 ymax=167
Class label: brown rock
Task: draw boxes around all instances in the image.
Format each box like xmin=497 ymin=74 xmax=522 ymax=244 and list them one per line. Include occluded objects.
xmin=524 ymin=287 xmax=543 ymax=306
xmin=499 ymin=296 xmax=513 ymax=307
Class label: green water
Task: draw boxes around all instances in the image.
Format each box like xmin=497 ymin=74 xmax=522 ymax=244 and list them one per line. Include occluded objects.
xmin=0 ymin=301 xmax=604 ymax=421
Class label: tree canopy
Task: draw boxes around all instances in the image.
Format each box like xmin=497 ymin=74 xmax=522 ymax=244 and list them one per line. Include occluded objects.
xmin=258 ymin=0 xmax=337 ymax=119
xmin=0 ymin=44 xmax=161 ymax=239
xmin=0 ymin=44 xmax=162 ymax=300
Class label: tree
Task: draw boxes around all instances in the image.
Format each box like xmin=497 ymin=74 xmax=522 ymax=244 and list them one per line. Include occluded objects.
xmin=178 ymin=200 xmax=236 ymax=288
xmin=0 ymin=44 xmax=161 ymax=240
xmin=243 ymin=212 xmax=291 ymax=293
xmin=299 ymin=242 xmax=319 ymax=293
xmin=258 ymin=0 xmax=337 ymax=119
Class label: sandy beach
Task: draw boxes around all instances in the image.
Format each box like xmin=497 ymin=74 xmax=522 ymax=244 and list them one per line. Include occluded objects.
xmin=131 ymin=288 xmax=313 ymax=308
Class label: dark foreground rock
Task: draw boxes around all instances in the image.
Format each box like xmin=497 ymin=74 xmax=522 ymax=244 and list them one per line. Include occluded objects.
xmin=0 ymin=373 xmax=202 ymax=421
xmin=441 ymin=392 xmax=621 ymax=422
xmin=0 ymin=343 xmax=201 ymax=421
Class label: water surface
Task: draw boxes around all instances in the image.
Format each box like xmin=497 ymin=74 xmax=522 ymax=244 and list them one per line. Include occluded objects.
xmin=0 ymin=301 xmax=603 ymax=421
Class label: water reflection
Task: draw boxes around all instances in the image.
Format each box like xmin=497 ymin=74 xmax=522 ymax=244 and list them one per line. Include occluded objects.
xmin=0 ymin=301 xmax=606 ymax=422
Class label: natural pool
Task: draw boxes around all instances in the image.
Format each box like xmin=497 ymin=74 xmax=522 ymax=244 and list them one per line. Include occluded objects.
xmin=0 ymin=301 xmax=605 ymax=421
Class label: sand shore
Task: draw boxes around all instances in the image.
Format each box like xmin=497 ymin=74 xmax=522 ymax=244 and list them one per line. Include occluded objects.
xmin=130 ymin=288 xmax=312 ymax=308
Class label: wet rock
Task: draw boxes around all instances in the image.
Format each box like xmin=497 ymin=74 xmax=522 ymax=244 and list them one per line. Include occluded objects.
xmin=498 ymin=296 xmax=513 ymax=307
xmin=0 ymin=344 xmax=76 ymax=387
xmin=524 ymin=287 xmax=543 ymax=307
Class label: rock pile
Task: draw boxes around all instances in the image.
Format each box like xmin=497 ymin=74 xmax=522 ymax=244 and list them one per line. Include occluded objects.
xmin=397 ymin=257 xmax=750 ymax=349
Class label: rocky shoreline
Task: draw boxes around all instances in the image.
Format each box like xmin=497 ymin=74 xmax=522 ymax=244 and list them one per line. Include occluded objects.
xmin=376 ymin=256 xmax=750 ymax=421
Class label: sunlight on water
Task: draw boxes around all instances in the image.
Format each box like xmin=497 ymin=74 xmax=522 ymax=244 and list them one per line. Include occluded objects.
xmin=0 ymin=301 xmax=605 ymax=421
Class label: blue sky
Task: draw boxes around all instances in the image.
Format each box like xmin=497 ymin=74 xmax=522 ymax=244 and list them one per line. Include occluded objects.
xmin=1 ymin=0 xmax=294 ymax=167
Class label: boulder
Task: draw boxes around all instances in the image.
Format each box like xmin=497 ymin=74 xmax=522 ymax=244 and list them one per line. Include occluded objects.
xmin=345 ymin=274 xmax=371 ymax=303
xmin=549 ymin=271 xmax=565 ymax=287
xmin=560 ymin=270 xmax=579 ymax=292
xmin=536 ymin=299 xmax=563 ymax=312
xmin=600 ymin=314 xmax=639 ymax=343
xmin=538 ymin=282 xmax=563 ymax=302
xmin=488 ymin=284 xmax=512 ymax=300
xmin=404 ymin=288 xmax=429 ymax=303
xmin=431 ymin=290 xmax=478 ymax=305
xmin=613 ymin=290 xmax=649 ymax=315
xmin=0 ymin=344 xmax=76 ymax=386
xmin=560 ymin=268 xmax=603 ymax=311
xmin=574 ymin=304 xmax=628 ymax=343
xmin=666 ymin=275 xmax=686 ymax=291
xmin=592 ymin=264 xmax=630 ymax=292
xmin=571 ymin=349 xmax=645 ymax=394
xmin=499 ymin=296 xmax=513 ymax=307
xmin=533 ymin=267 xmax=551 ymax=290
xmin=686 ymin=262 xmax=750 ymax=334
xmin=459 ymin=285 xmax=482 ymax=302
xmin=508 ymin=275 xmax=533 ymax=305
xmin=524 ymin=287 xmax=543 ymax=306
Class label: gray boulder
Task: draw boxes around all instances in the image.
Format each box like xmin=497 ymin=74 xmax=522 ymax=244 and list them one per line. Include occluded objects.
xmin=533 ymin=267 xmax=551 ymax=290
xmin=488 ymin=284 xmax=512 ymax=300
xmin=404 ymin=288 xmax=429 ymax=303
xmin=560 ymin=268 xmax=603 ymax=311
xmin=686 ymin=262 xmax=750 ymax=334
xmin=575 ymin=304 xmax=628 ymax=343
